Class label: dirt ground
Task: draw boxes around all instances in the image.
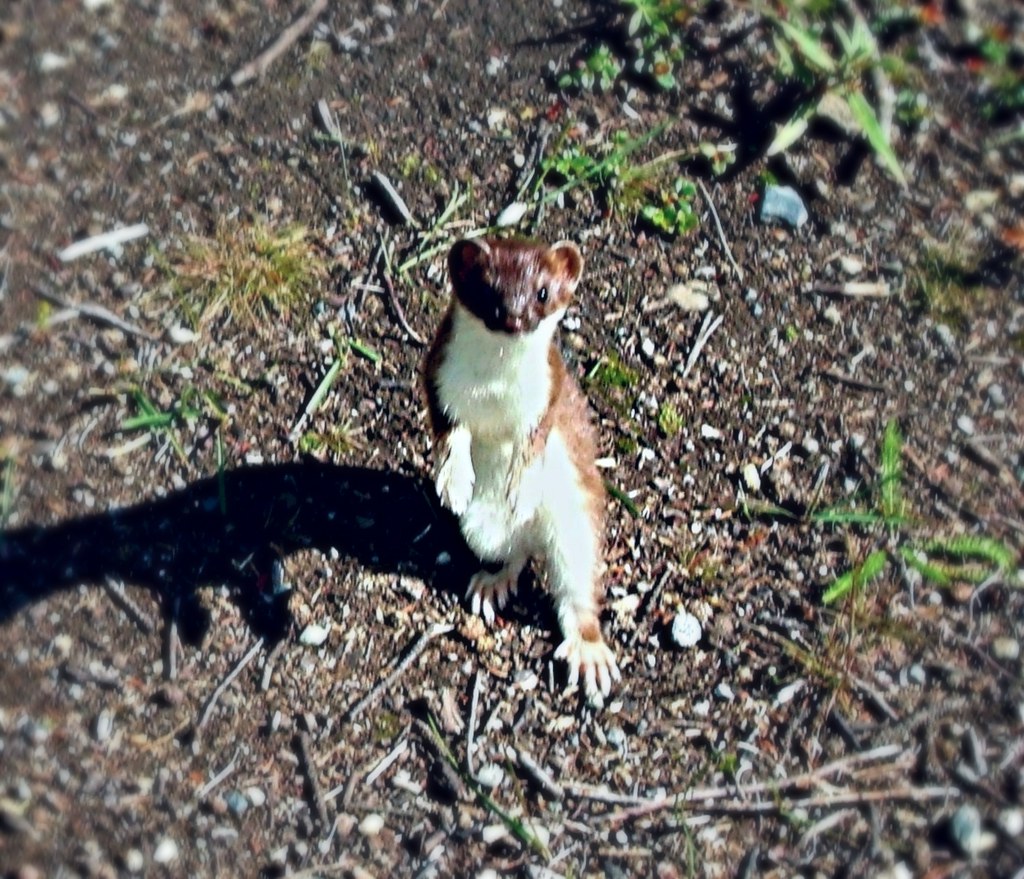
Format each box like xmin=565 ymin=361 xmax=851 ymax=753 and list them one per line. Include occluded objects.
xmin=1 ymin=0 xmax=1022 ymax=876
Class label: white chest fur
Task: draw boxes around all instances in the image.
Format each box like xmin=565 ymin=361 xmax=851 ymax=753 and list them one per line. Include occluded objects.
xmin=435 ymin=303 xmax=562 ymax=439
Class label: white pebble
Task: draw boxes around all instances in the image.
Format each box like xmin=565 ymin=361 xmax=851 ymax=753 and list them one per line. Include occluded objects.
xmin=714 ymin=682 xmax=735 ymax=701
xmin=700 ymin=423 xmax=722 ymax=440
xmin=671 ymin=611 xmax=702 ymax=648
xmin=167 ymin=325 xmax=199 ymax=345
xmin=474 ymin=764 xmax=504 ymax=789
xmin=742 ymin=462 xmax=761 ymax=492
xmin=359 ymin=813 xmax=385 ymax=837
xmin=244 ymin=786 xmax=267 ymax=807
xmin=956 ymin=415 xmax=975 ymax=436
xmin=992 ymin=636 xmax=1019 ymax=662
xmin=494 ymin=201 xmax=527 ymax=228
xmin=667 ymin=282 xmax=710 ymax=312
xmin=299 ymin=622 xmax=331 ymax=647
xmin=124 ymin=849 xmax=144 ymax=873
xmin=998 ymin=807 xmax=1024 ymax=837
xmin=153 ymin=838 xmax=179 ymax=865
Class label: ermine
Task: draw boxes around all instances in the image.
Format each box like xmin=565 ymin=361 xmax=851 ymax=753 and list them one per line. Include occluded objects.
xmin=422 ymin=236 xmax=620 ymax=699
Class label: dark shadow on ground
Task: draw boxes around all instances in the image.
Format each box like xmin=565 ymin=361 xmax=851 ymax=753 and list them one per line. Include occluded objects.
xmin=0 ymin=460 xmax=475 ymax=644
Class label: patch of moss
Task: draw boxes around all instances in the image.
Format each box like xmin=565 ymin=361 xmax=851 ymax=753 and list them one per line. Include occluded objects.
xmin=657 ymin=402 xmax=683 ymax=438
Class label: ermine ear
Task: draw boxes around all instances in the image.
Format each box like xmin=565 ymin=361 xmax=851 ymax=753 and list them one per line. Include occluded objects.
xmin=448 ymin=238 xmax=491 ymax=291
xmin=546 ymin=241 xmax=584 ymax=289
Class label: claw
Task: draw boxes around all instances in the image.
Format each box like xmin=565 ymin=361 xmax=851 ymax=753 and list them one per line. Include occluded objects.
xmin=466 ymin=564 xmax=521 ymax=626
xmin=555 ymin=632 xmax=620 ymax=700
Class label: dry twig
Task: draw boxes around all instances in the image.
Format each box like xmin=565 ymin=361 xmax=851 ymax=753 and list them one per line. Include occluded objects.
xmin=31 ymin=283 xmax=157 ymax=341
xmin=682 ymin=311 xmax=724 ymax=379
xmin=101 ymin=576 xmax=154 ymax=634
xmin=296 ymin=730 xmax=330 ymax=830
xmin=697 ymin=180 xmax=744 ymax=283
xmin=197 ymin=637 xmax=264 ymax=730
xmin=344 ymin=623 xmax=454 ymax=721
xmin=381 ymin=268 xmax=426 ymax=346
xmin=228 ymin=0 xmax=329 ymax=88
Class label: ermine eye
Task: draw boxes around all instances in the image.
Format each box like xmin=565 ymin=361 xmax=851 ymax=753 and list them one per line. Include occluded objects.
xmin=537 ymin=286 xmax=549 ymax=304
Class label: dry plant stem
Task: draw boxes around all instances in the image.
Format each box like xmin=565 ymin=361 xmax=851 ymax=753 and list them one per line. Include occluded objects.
xmin=101 ymin=576 xmax=154 ymax=634
xmin=31 ymin=282 xmax=157 ymax=341
xmin=820 ymin=369 xmax=886 ymax=393
xmin=228 ymin=0 xmax=329 ymax=88
xmin=511 ymin=747 xmax=565 ymax=801
xmin=261 ymin=639 xmax=286 ymax=691
xmin=197 ymin=637 xmax=264 ymax=730
xmin=195 ymin=751 xmax=238 ymax=799
xmin=56 ymin=222 xmax=149 ymax=261
xmin=601 ymin=785 xmax=959 ymax=825
xmin=682 ymin=311 xmax=724 ymax=379
xmin=344 ymin=623 xmax=454 ymax=721
xmin=466 ymin=670 xmax=482 ymax=777
xmin=364 ymin=737 xmax=409 ymax=787
xmin=697 ymin=180 xmax=744 ymax=283
xmin=381 ymin=269 xmax=425 ymax=346
xmin=164 ymin=594 xmax=179 ymax=682
xmin=286 ymin=860 xmax=356 ymax=879
xmin=814 ymin=281 xmax=891 ymax=297
xmin=296 ymin=730 xmax=330 ymax=830
xmin=567 ymin=743 xmax=909 ymax=808
xmin=412 ymin=718 xmax=467 ymax=799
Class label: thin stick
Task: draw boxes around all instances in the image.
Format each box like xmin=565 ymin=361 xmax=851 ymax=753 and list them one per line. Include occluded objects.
xmin=813 ymin=281 xmax=891 ymax=298
xmin=101 ymin=576 xmax=154 ymax=634
xmin=381 ymin=269 xmax=426 ymax=346
xmin=820 ymin=369 xmax=886 ymax=393
xmin=466 ymin=670 xmax=482 ymax=776
xmin=363 ymin=737 xmax=409 ymax=787
xmin=344 ymin=623 xmax=453 ymax=721
xmin=296 ymin=730 xmax=330 ymax=830
xmin=682 ymin=311 xmax=724 ymax=379
xmin=195 ymin=751 xmax=239 ymax=799
xmin=261 ymin=639 xmax=286 ymax=691
xmin=601 ymin=785 xmax=958 ymax=825
xmin=697 ymin=180 xmax=744 ymax=283
xmin=566 ymin=742 xmax=907 ymax=808
xmin=228 ymin=0 xmax=329 ymax=88
xmin=511 ymin=747 xmax=565 ymax=802
xmin=57 ymin=222 xmax=149 ymax=262
xmin=31 ymin=283 xmax=157 ymax=341
xmin=197 ymin=637 xmax=264 ymax=730
xmin=164 ymin=594 xmax=179 ymax=682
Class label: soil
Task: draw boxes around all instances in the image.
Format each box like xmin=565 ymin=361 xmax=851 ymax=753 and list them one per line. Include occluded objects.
xmin=1 ymin=0 xmax=1023 ymax=877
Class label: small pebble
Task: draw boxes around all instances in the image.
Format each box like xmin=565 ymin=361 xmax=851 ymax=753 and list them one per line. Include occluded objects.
xmin=998 ymin=807 xmax=1024 ymax=837
xmin=986 ymin=383 xmax=1005 ymax=407
xmin=667 ymin=282 xmax=710 ymax=312
xmin=956 ymin=414 xmax=975 ymax=435
xmin=992 ymin=636 xmax=1019 ymax=662
xmin=700 ymin=424 xmax=722 ymax=440
xmin=714 ymin=682 xmax=735 ymax=702
xmin=299 ymin=622 xmax=331 ymax=647
xmin=908 ymin=663 xmax=927 ymax=685
xmin=225 ymin=790 xmax=248 ymax=817
xmin=494 ymin=202 xmax=528 ymax=228
xmin=934 ymin=323 xmax=957 ymax=355
xmin=760 ymin=184 xmax=808 ymax=228
xmin=244 ymin=786 xmax=267 ymax=807
xmin=124 ymin=849 xmax=144 ymax=873
xmin=153 ymin=838 xmax=179 ymax=865
xmin=359 ymin=813 xmax=385 ymax=837
xmin=671 ymin=611 xmax=702 ymax=648
xmin=741 ymin=462 xmax=761 ymax=492
xmin=167 ymin=325 xmax=199 ymax=345
xmin=93 ymin=709 xmax=114 ymax=743
xmin=948 ymin=804 xmax=995 ymax=857
xmin=474 ymin=764 xmax=504 ymax=790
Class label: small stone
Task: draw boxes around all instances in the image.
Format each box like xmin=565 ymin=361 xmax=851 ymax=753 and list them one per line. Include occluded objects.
xmin=640 ymin=337 xmax=655 ymax=359
xmin=839 ymin=254 xmax=864 ymax=275
xmin=998 ymin=807 xmax=1023 ymax=837
xmin=955 ymin=414 xmax=975 ymax=436
xmin=224 ymin=790 xmax=248 ymax=817
xmin=741 ymin=462 xmax=761 ymax=492
xmin=93 ymin=709 xmax=114 ymax=743
xmin=700 ymin=424 xmax=722 ymax=440
xmin=124 ymin=849 xmax=144 ymax=873
xmin=986 ymin=383 xmax=1005 ymax=407
xmin=671 ymin=611 xmax=702 ymax=648
xmin=992 ymin=636 xmax=1019 ymax=662
xmin=908 ymin=663 xmax=927 ymax=685
xmin=948 ymin=804 xmax=995 ymax=857
xmin=153 ymin=838 xmax=179 ymax=865
xmin=474 ymin=764 xmax=504 ymax=789
xmin=934 ymin=323 xmax=957 ymax=355
xmin=481 ymin=824 xmax=507 ymax=845
xmin=760 ymin=184 xmax=808 ymax=228
xmin=299 ymin=622 xmax=331 ymax=647
xmin=359 ymin=813 xmax=385 ymax=837
xmin=714 ymin=682 xmax=735 ymax=702
xmin=167 ymin=325 xmax=199 ymax=345
xmin=494 ymin=201 xmax=528 ymax=228
xmin=244 ymin=786 xmax=266 ymax=807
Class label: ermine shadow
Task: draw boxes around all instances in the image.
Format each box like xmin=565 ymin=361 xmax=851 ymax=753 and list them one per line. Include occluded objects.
xmin=0 ymin=461 xmax=474 ymax=643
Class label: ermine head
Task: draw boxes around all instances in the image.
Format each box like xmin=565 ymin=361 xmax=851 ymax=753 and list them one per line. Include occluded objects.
xmin=447 ymin=237 xmax=584 ymax=335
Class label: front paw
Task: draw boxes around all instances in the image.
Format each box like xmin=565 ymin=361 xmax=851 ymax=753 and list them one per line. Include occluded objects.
xmin=435 ymin=428 xmax=474 ymax=515
xmin=466 ymin=564 xmax=521 ymax=625
xmin=554 ymin=632 xmax=621 ymax=701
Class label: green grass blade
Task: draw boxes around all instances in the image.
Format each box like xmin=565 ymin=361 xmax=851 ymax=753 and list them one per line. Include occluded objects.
xmin=776 ymin=18 xmax=836 ymax=73
xmin=349 ymin=338 xmax=382 ymax=364
xmin=605 ymin=480 xmax=640 ymax=519
xmin=922 ymin=535 xmax=1016 ymax=572
xmin=811 ymin=508 xmax=888 ymax=526
xmin=879 ymin=419 xmax=904 ymax=521
xmin=122 ymin=411 xmax=175 ymax=431
xmin=823 ymin=549 xmax=888 ymax=604
xmin=844 ymin=91 xmax=907 ymax=186
xmin=899 ymin=547 xmax=951 ymax=585
xmin=306 ymin=358 xmax=343 ymax=416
